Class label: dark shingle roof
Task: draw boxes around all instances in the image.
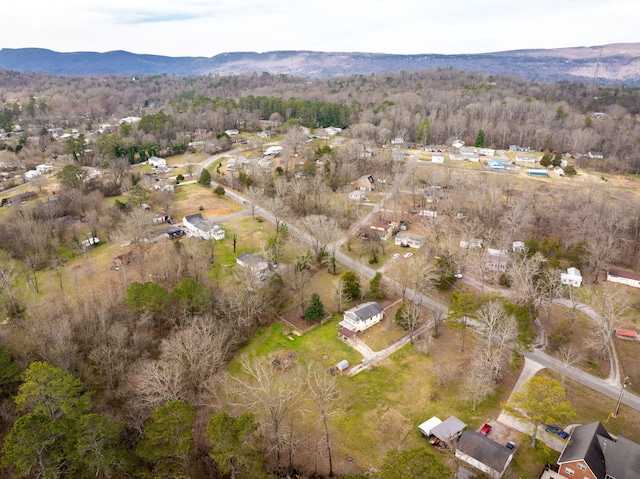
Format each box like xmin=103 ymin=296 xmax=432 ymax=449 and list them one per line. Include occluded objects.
xmin=345 ymin=302 xmax=383 ymax=322
xmin=599 ymin=435 xmax=640 ymax=479
xmin=559 ymin=422 xmax=611 ymax=479
xmin=456 ymin=430 xmax=514 ymax=473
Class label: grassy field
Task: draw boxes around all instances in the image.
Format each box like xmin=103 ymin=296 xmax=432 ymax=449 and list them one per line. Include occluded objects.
xmin=227 ymin=307 xmax=527 ymax=476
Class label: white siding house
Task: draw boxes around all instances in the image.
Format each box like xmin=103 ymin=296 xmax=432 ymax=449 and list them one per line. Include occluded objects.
xmin=395 ymin=232 xmax=425 ymax=249
xmin=561 ymin=267 xmax=583 ymax=287
xmin=182 ymin=214 xmax=225 ymax=240
xmin=607 ymin=268 xmax=640 ymax=289
xmin=431 ymin=154 xmax=445 ymax=163
xmin=348 ymin=190 xmax=368 ymax=202
xmin=148 ymin=156 xmax=167 ymax=167
xmin=339 ymin=302 xmax=384 ymax=332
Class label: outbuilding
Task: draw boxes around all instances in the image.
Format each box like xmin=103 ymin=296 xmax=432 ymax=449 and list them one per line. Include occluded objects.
xmin=418 ymin=417 xmax=443 ymax=437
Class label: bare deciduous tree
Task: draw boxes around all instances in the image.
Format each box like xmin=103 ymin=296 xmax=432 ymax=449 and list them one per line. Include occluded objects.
xmin=230 ymin=355 xmax=305 ymax=473
xmin=306 ymin=363 xmax=339 ymax=477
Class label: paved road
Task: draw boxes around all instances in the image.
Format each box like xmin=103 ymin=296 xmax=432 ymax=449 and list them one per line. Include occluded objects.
xmin=208 ymin=173 xmax=640 ymax=413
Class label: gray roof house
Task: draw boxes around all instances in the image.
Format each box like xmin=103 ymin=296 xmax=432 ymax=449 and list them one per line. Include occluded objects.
xmin=182 ymin=213 xmax=225 ymax=240
xmin=339 ymin=302 xmax=384 ymax=332
xmin=557 ymin=422 xmax=640 ymax=479
xmin=455 ymin=430 xmax=515 ymax=479
xmin=236 ymin=253 xmax=269 ymax=278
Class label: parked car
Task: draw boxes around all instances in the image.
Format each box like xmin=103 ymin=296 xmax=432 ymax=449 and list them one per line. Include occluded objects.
xmin=392 ymin=253 xmax=400 ymax=260
xmin=480 ymin=423 xmax=492 ymax=436
xmin=506 ymin=441 xmax=516 ymax=450
xmin=545 ymin=425 xmax=569 ymax=439
xmin=408 ymin=210 xmax=417 ymax=215
xmin=403 ymin=252 xmax=413 ymax=258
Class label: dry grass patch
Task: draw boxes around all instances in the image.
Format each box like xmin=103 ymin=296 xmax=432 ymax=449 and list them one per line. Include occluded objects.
xmin=172 ymin=184 xmax=242 ymax=218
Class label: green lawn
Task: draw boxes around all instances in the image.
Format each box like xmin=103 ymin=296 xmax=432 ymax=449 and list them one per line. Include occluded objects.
xmin=226 ymin=315 xmax=517 ymax=475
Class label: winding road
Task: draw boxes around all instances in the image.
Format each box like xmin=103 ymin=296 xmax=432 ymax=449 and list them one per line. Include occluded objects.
xmin=205 ymin=155 xmax=640 ymax=412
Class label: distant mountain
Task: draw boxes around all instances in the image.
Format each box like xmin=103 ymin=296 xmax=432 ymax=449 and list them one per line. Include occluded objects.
xmin=1 ymin=44 xmax=640 ymax=85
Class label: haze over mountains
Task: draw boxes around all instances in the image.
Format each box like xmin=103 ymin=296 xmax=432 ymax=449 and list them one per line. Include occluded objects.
xmin=1 ymin=43 xmax=639 ymax=85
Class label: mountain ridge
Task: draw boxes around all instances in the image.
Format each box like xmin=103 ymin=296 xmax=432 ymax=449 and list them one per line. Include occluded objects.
xmin=1 ymin=44 xmax=639 ymax=84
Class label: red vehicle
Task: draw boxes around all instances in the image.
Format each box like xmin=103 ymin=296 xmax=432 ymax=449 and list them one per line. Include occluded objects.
xmin=480 ymin=423 xmax=492 ymax=436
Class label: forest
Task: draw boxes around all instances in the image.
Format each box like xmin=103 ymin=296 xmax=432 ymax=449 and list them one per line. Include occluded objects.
xmin=0 ymin=67 xmax=640 ymax=479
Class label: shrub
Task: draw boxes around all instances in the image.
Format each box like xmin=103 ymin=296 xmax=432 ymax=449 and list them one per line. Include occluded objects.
xmin=213 ymin=185 xmax=225 ymax=196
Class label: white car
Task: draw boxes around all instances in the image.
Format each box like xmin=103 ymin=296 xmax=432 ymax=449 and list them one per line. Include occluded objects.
xmin=403 ymin=252 xmax=413 ymax=258
xmin=392 ymin=253 xmax=400 ymax=260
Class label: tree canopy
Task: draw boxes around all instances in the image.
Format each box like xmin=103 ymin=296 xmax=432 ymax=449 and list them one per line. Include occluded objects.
xmin=206 ymin=412 xmax=264 ymax=479
xmin=504 ymin=376 xmax=575 ymax=447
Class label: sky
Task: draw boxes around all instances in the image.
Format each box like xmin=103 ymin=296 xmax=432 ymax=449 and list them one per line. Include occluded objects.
xmin=3 ymin=0 xmax=639 ymax=57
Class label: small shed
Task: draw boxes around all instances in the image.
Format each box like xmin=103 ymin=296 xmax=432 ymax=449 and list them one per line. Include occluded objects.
xmin=418 ymin=417 xmax=443 ymax=437
xmin=527 ymin=169 xmax=548 ymax=177
xmin=430 ymin=416 xmax=466 ymax=443
xmin=615 ymin=329 xmax=638 ymax=340
xmin=336 ymin=360 xmax=349 ymax=372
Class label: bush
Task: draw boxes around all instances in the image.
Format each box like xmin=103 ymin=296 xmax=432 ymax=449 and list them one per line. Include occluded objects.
xmin=213 ymin=185 xmax=225 ymax=196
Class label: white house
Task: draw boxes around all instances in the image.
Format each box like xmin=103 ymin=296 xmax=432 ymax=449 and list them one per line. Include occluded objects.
xmin=460 ymin=147 xmax=480 ymax=162
xmin=236 ymin=253 xmax=269 ymax=278
xmin=119 ymin=116 xmax=141 ymax=124
xmin=588 ymin=151 xmax=604 ymax=159
xmin=452 ymin=140 xmax=465 ymax=148
xmin=395 ymin=232 xmax=425 ymax=249
xmin=512 ymin=241 xmax=525 ymax=253
xmin=348 ymin=190 xmax=368 ymax=202
xmin=391 ymin=137 xmax=404 ymax=145
xmin=182 ymin=213 xmax=225 ymax=240
xmin=339 ymin=302 xmax=384 ymax=332
xmin=607 ymin=268 xmax=640 ymax=289
xmin=80 ymin=237 xmax=100 ymax=249
xmin=460 ymin=238 xmax=483 ymax=249
xmin=24 ymin=170 xmax=42 ymax=180
xmin=561 ymin=267 xmax=582 ymax=287
xmin=455 ymin=430 xmax=515 ymax=479
xmin=486 ymin=249 xmax=510 ymax=272
xmin=431 ymin=154 xmax=445 ymax=163
xmin=516 ymin=154 xmax=536 ymax=163
xmin=265 ymin=145 xmax=283 ymax=156
xmin=419 ymin=210 xmax=438 ymax=218
xmin=480 ymin=148 xmax=496 ymax=157
xmin=325 ymin=126 xmax=342 ymax=136
xmin=148 ymin=156 xmax=167 ymax=168
xmin=35 ymin=164 xmax=53 ymax=173
xmin=225 ymin=129 xmax=239 ymax=136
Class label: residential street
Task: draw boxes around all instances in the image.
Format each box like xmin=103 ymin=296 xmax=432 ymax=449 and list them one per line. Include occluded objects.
xmin=207 ymin=170 xmax=640 ymax=414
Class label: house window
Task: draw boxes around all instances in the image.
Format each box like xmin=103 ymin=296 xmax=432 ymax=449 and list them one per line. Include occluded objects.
xmin=577 ymin=463 xmax=586 ymax=471
xmin=564 ymin=467 xmax=574 ymax=476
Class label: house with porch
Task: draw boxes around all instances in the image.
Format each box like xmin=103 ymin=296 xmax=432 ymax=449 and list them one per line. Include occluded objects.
xmin=455 ymin=430 xmax=515 ymax=479
xmin=339 ymin=302 xmax=384 ymax=333
xmin=182 ymin=213 xmax=225 ymax=240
